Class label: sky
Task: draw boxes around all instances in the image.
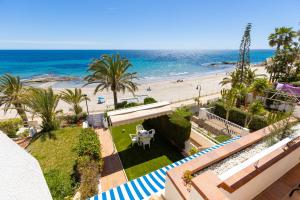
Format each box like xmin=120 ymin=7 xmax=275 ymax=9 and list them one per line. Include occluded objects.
xmin=0 ymin=0 xmax=299 ymax=50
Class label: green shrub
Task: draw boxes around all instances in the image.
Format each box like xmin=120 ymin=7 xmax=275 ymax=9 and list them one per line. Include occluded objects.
xmin=44 ymin=169 xmax=74 ymax=200
xmin=213 ymin=102 xmax=226 ymax=118
xmin=143 ymin=97 xmax=157 ymax=105
xmin=213 ymin=102 xmax=268 ymax=131
xmin=77 ymin=128 xmax=101 ymax=160
xmin=249 ymin=115 xmax=268 ymax=131
xmin=228 ymin=108 xmax=247 ymax=126
xmin=77 ymin=157 xmax=100 ymax=199
xmin=116 ymin=101 xmax=141 ymax=109
xmin=75 ymin=128 xmax=103 ymax=199
xmin=62 ymin=112 xmax=88 ymax=125
xmin=214 ymin=134 xmax=231 ymax=143
xmin=0 ymin=118 xmax=23 ymax=138
xmin=143 ymin=108 xmax=191 ymax=149
xmin=189 ymin=147 xmax=199 ymax=155
xmin=175 ymin=107 xmax=192 ymax=120
xmin=116 ymin=101 xmax=128 ymax=109
xmin=125 ymin=102 xmax=140 ymax=108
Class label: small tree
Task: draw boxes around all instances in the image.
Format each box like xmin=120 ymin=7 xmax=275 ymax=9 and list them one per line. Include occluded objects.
xmin=244 ymin=101 xmax=265 ymax=127
xmin=182 ymin=170 xmax=193 ymax=191
xmin=265 ymin=109 xmax=294 ymax=146
xmin=25 ymin=87 xmax=62 ymax=132
xmin=221 ymin=89 xmax=237 ymax=120
xmin=60 ymin=88 xmax=90 ymax=122
xmin=0 ymin=74 xmax=28 ymax=123
xmin=250 ymin=78 xmax=270 ymax=101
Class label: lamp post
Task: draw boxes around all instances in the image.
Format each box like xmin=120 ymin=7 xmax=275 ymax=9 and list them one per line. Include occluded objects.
xmin=196 ymin=84 xmax=201 ymax=108
xmin=83 ymin=94 xmax=89 ymax=116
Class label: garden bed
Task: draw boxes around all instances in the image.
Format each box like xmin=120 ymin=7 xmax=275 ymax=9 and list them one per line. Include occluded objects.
xmin=194 ymin=123 xmax=300 ymax=178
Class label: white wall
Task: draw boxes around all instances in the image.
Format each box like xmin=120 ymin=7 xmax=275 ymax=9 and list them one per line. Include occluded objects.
xmin=190 ymin=129 xmax=216 ymax=148
xmin=0 ymin=132 xmax=52 ymax=200
xmin=221 ymin=146 xmax=300 ymax=200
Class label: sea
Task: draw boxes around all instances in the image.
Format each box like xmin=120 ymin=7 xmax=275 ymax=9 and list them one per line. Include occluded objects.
xmin=0 ymin=50 xmax=274 ymax=87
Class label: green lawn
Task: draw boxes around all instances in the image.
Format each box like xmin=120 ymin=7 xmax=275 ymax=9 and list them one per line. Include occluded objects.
xmin=214 ymin=134 xmax=232 ymax=143
xmin=111 ymin=121 xmax=184 ymax=180
xmin=26 ymin=127 xmax=82 ymax=199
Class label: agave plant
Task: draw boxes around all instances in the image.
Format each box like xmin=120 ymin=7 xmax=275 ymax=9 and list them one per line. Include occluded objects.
xmin=60 ymin=88 xmax=89 ymax=120
xmin=25 ymin=87 xmax=61 ymax=132
xmin=0 ymin=74 xmax=28 ymax=123
xmin=84 ymin=54 xmax=138 ymax=108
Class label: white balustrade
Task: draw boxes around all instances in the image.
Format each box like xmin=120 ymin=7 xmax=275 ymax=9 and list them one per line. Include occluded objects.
xmin=199 ymin=108 xmax=249 ymax=136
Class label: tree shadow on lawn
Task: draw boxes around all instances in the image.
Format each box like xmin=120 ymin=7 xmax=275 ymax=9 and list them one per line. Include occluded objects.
xmin=117 ymin=135 xmax=184 ymax=170
xmin=29 ymin=130 xmax=57 ymax=144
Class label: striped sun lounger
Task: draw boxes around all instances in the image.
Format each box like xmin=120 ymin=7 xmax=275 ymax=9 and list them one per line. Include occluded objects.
xmin=88 ymin=136 xmax=241 ymax=200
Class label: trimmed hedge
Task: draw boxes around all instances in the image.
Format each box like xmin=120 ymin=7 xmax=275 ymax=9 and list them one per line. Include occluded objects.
xmin=144 ymin=97 xmax=157 ymax=105
xmin=143 ymin=108 xmax=192 ymax=150
xmin=75 ymin=128 xmax=103 ymax=199
xmin=0 ymin=118 xmax=23 ymax=138
xmin=116 ymin=101 xmax=141 ymax=109
xmin=116 ymin=97 xmax=157 ymax=109
xmin=77 ymin=128 xmax=101 ymax=160
xmin=213 ymin=102 xmax=268 ymax=131
xmin=61 ymin=112 xmax=88 ymax=125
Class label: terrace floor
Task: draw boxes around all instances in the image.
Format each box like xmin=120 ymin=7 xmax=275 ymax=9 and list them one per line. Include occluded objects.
xmin=255 ymin=163 xmax=300 ymax=200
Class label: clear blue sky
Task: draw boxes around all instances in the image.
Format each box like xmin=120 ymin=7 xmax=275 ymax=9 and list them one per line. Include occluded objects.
xmin=0 ymin=0 xmax=299 ymax=49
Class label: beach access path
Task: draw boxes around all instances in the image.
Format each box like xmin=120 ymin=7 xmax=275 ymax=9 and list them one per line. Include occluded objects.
xmin=96 ymin=128 xmax=127 ymax=192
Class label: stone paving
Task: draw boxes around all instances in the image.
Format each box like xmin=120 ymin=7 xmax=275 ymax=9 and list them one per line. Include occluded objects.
xmin=96 ymin=128 xmax=127 ymax=192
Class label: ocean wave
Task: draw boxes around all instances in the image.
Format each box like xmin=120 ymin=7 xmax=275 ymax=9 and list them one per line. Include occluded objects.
xmin=169 ymin=72 xmax=189 ymax=76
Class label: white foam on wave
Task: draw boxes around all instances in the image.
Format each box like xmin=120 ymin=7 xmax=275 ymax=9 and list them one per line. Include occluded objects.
xmin=169 ymin=72 xmax=189 ymax=76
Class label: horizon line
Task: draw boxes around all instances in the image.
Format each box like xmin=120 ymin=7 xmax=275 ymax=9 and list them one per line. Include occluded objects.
xmin=0 ymin=48 xmax=274 ymax=51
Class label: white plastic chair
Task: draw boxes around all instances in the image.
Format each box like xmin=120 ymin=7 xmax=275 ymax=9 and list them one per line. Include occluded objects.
xmin=148 ymin=129 xmax=156 ymax=141
xmin=140 ymin=136 xmax=151 ymax=150
xmin=136 ymin=124 xmax=144 ymax=133
xmin=129 ymin=134 xmax=139 ymax=147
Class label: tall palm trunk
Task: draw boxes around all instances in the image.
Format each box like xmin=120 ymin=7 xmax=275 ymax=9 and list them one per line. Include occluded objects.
xmin=113 ymin=90 xmax=118 ymax=108
xmin=14 ymin=103 xmax=28 ymax=123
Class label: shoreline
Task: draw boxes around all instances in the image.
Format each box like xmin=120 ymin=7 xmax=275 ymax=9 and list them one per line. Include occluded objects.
xmin=26 ymin=63 xmax=266 ymax=89
xmin=0 ymin=64 xmax=267 ymax=120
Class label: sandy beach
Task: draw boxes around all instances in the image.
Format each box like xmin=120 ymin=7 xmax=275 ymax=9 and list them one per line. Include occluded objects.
xmin=0 ymin=65 xmax=267 ymax=120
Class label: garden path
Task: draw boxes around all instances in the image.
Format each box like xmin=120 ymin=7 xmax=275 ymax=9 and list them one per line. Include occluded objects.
xmin=96 ymin=128 xmax=127 ymax=192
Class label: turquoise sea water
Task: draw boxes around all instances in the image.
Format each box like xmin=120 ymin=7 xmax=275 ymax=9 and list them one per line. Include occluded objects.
xmin=0 ymin=50 xmax=274 ymax=82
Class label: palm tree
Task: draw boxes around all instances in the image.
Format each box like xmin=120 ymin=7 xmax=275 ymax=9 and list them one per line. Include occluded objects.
xmin=84 ymin=54 xmax=138 ymax=108
xmin=220 ymin=67 xmax=263 ymax=88
xmin=0 ymin=74 xmax=28 ymax=123
xmin=268 ymin=27 xmax=297 ymax=50
xmin=220 ymin=69 xmax=240 ymax=87
xmin=244 ymin=100 xmax=265 ymax=127
xmin=60 ymin=88 xmax=90 ymax=120
xmin=235 ymin=83 xmax=249 ymax=107
xmin=250 ymin=78 xmax=270 ymax=101
xmin=25 ymin=87 xmax=61 ymax=132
